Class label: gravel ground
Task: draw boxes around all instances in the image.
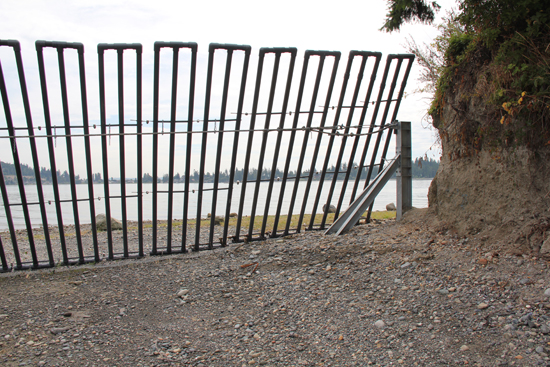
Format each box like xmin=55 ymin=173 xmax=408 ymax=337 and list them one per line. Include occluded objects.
xmin=1 ymin=208 xmax=550 ymax=366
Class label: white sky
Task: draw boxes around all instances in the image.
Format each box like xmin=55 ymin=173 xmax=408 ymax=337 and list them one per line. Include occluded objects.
xmin=0 ymin=0 xmax=456 ymax=178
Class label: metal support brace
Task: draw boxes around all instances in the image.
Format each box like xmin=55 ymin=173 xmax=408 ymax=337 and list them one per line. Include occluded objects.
xmin=396 ymin=120 xmax=412 ymax=220
xmin=325 ymin=154 xmax=400 ymax=235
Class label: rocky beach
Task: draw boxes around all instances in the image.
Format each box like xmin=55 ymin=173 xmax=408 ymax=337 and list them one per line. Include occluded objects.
xmin=1 ymin=208 xmax=550 ymax=366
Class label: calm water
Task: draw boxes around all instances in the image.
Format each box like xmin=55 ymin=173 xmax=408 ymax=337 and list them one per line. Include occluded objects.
xmin=0 ymin=179 xmax=431 ymax=230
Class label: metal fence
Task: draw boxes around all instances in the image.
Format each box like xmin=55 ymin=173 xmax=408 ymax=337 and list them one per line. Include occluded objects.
xmin=0 ymin=39 xmax=414 ymax=271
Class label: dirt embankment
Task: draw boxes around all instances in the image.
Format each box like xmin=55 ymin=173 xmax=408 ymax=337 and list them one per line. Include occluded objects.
xmin=428 ymin=52 xmax=550 ymax=256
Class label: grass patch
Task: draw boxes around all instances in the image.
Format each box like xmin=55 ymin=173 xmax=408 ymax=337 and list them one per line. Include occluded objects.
xmin=136 ymin=210 xmax=396 ymax=233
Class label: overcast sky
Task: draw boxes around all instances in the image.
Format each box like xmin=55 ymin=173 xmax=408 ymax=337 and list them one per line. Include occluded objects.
xmin=0 ymin=0 xmax=456 ymax=178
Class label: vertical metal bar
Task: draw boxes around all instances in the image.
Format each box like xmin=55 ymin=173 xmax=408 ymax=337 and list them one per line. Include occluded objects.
xmin=363 ymin=57 xmax=404 ymax=222
xmin=285 ymin=51 xmax=341 ymax=235
xmin=248 ymin=52 xmax=281 ymax=239
xmin=182 ymin=43 xmax=198 ymax=253
xmin=368 ymin=56 xmax=414 ymax=222
xmin=153 ymin=42 xmax=198 ymax=253
xmin=222 ymin=46 xmax=251 ymax=245
xmin=0 ymin=42 xmax=39 ymax=268
xmin=368 ymin=57 xmax=404 ymax=185
xmin=396 ymin=120 xmax=412 ymax=220
xmin=284 ymin=55 xmax=326 ymax=234
xmin=261 ymin=48 xmax=297 ymax=237
xmin=57 ymin=47 xmax=85 ymax=264
xmin=272 ymin=51 xmax=311 ymax=236
xmin=116 ymin=49 xmax=129 ymax=257
xmin=235 ymin=50 xmax=265 ymax=242
xmin=0 ymin=163 xmax=7 ymax=269
xmin=0 ymin=155 xmax=20 ymax=269
xmin=13 ymin=41 xmax=55 ymax=266
xmin=297 ymin=52 xmax=340 ymax=231
xmin=316 ymin=52 xmax=366 ymax=229
xmin=0 ymin=233 xmax=7 ymax=272
xmin=349 ymin=56 xmax=393 ymax=205
xmin=35 ymin=42 xmax=68 ymax=265
xmin=151 ymin=43 xmax=161 ymax=255
xmin=136 ymin=46 xmax=144 ymax=257
xmin=77 ymin=45 xmax=100 ymax=263
xmin=209 ymin=50 xmax=233 ymax=246
xmin=195 ymin=44 xmax=216 ymax=251
xmin=334 ymin=53 xmax=382 ymax=219
xmin=97 ymin=43 xmax=142 ymax=257
xmin=98 ymin=46 xmax=114 ymax=259
xmin=166 ymin=47 xmax=180 ymax=254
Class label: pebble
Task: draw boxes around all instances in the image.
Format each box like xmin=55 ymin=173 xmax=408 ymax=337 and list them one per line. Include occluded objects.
xmin=477 ymin=303 xmax=489 ymax=310
xmin=177 ymin=289 xmax=189 ymax=297
xmin=544 ymin=288 xmax=550 ymax=297
xmin=374 ymin=320 xmax=386 ymax=329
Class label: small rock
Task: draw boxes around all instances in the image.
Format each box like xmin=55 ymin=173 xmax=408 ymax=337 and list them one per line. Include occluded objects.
xmin=540 ymin=236 xmax=550 ymax=254
xmin=460 ymin=345 xmax=469 ymax=351
xmin=374 ymin=320 xmax=385 ymax=329
xmin=50 ymin=327 xmax=70 ymax=335
xmin=540 ymin=324 xmax=550 ymax=334
xmin=544 ymin=288 xmax=550 ymax=297
xmin=400 ymin=262 xmax=411 ymax=269
xmin=477 ymin=303 xmax=489 ymax=310
xmin=177 ymin=289 xmax=189 ymax=297
xmin=478 ymin=258 xmax=488 ymax=266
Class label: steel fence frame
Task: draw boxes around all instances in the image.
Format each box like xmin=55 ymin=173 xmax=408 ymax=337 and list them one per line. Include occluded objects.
xmin=0 ymin=39 xmax=414 ymax=271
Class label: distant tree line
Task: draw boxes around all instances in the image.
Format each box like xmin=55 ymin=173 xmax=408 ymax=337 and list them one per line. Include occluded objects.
xmin=411 ymin=157 xmax=439 ymax=178
xmin=0 ymin=158 xmax=439 ymax=185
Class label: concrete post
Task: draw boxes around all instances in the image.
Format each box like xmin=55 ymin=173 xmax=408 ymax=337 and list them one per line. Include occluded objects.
xmin=396 ymin=121 xmax=412 ymax=221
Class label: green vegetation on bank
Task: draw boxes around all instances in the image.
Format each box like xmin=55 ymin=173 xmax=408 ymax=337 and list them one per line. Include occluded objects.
xmin=383 ymin=0 xmax=550 ymax=151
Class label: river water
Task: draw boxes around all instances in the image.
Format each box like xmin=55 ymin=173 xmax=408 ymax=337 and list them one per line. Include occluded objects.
xmin=0 ymin=179 xmax=432 ymax=230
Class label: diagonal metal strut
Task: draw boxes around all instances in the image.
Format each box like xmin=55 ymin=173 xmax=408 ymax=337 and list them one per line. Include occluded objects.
xmin=325 ymin=154 xmax=401 ymax=236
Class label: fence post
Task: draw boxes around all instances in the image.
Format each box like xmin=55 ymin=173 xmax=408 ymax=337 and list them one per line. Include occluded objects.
xmin=396 ymin=120 xmax=412 ymax=220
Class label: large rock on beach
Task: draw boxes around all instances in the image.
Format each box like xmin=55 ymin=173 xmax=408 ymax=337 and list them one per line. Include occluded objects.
xmin=386 ymin=203 xmax=396 ymax=211
xmin=323 ymin=204 xmax=336 ymax=213
xmin=95 ymin=214 xmax=123 ymax=231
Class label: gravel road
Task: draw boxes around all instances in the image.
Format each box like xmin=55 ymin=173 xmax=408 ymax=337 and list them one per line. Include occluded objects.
xmin=1 ymin=208 xmax=550 ymax=366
